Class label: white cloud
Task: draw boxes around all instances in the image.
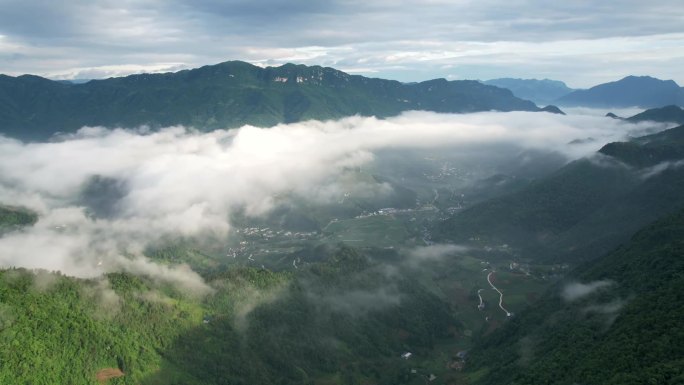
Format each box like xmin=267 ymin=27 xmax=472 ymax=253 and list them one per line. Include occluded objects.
xmin=0 ymin=110 xmax=668 ymax=286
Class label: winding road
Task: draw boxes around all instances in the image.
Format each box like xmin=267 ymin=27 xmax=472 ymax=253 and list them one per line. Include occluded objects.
xmin=477 ymin=289 xmax=485 ymax=310
xmin=487 ymin=271 xmax=512 ymax=317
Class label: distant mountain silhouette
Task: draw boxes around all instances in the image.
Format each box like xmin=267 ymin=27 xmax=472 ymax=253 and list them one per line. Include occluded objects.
xmin=483 ymin=78 xmax=574 ymax=105
xmin=556 ymin=76 xmax=684 ymax=108
xmin=0 ymin=61 xmax=542 ymax=141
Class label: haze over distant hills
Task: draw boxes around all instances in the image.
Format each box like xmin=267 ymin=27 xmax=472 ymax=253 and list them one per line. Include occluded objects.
xmin=557 ymin=75 xmax=684 ymax=108
xmin=0 ymin=61 xmax=543 ymax=141
xmin=483 ymin=78 xmax=575 ymax=106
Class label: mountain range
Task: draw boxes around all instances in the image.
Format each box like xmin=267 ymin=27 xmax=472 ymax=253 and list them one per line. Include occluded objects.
xmin=483 ymin=78 xmax=575 ymax=106
xmin=556 ymin=76 xmax=684 ymax=108
xmin=0 ymin=61 xmax=542 ymax=141
xmin=486 ymin=76 xmax=684 ymax=109
xmin=3 ymin=61 xmax=682 ymax=142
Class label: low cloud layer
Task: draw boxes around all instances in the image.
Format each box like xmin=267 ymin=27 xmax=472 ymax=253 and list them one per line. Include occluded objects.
xmin=562 ymin=280 xmax=614 ymax=302
xmin=0 ymin=111 xmax=668 ymax=285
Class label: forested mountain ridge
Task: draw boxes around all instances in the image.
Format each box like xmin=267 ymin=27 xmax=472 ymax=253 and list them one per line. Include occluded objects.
xmin=0 ymin=61 xmax=541 ymax=141
xmin=464 ymin=207 xmax=684 ymax=385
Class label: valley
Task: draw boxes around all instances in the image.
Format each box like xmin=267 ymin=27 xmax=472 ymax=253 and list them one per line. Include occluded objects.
xmin=0 ymin=57 xmax=683 ymax=384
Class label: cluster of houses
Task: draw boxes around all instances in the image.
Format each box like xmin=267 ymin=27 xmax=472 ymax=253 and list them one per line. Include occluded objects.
xmin=236 ymin=226 xmax=317 ymax=241
xmin=422 ymin=162 xmax=467 ymax=183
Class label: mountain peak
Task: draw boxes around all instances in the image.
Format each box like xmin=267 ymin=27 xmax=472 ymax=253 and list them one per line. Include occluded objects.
xmin=556 ymin=75 xmax=684 ymax=108
xmin=617 ymin=75 xmax=679 ymax=87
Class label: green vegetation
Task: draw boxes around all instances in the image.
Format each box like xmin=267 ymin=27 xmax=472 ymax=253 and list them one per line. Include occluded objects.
xmin=0 ymin=61 xmax=542 ymax=141
xmin=436 ymin=124 xmax=684 ymax=264
xmin=0 ymin=246 xmax=468 ymax=384
xmin=146 ymin=247 xmax=460 ymax=385
xmin=435 ymin=158 xmax=640 ymax=261
xmin=0 ymin=269 xmax=203 ymax=384
xmin=465 ymin=207 xmax=684 ymax=385
xmin=600 ymin=124 xmax=684 ymax=167
xmin=0 ymin=205 xmax=37 ymax=232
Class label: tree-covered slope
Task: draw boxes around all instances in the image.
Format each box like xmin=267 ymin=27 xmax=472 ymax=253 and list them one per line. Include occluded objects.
xmin=0 ymin=205 xmax=37 ymax=233
xmin=0 ymin=270 xmax=204 ymax=385
xmin=0 ymin=245 xmax=461 ymax=385
xmin=146 ymin=248 xmax=458 ymax=385
xmin=464 ymin=207 xmax=684 ymax=385
xmin=435 ymin=124 xmax=684 ymax=264
xmin=0 ymin=61 xmax=540 ymax=141
xmin=599 ymin=124 xmax=684 ymax=168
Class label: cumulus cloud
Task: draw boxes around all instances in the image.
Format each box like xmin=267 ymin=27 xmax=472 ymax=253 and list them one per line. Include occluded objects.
xmin=562 ymin=280 xmax=614 ymax=302
xmin=0 ymin=110 xmax=667 ymax=286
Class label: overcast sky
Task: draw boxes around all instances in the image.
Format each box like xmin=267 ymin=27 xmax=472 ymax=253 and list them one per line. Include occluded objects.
xmin=0 ymin=0 xmax=682 ymax=87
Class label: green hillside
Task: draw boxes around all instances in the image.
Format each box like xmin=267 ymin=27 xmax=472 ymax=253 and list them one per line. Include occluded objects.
xmin=0 ymin=245 xmax=464 ymax=385
xmin=464 ymin=207 xmax=684 ymax=385
xmin=435 ymin=124 xmax=684 ymax=264
xmin=0 ymin=205 xmax=37 ymax=233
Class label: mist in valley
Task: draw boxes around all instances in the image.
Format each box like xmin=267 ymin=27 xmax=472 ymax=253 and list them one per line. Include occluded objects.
xmin=0 ymin=110 xmax=669 ymax=283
